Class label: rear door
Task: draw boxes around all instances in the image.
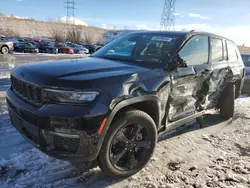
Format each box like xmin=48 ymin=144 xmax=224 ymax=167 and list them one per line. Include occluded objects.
xmin=209 ymin=38 xmax=243 ymax=103
xmin=168 ymin=35 xmax=210 ymax=122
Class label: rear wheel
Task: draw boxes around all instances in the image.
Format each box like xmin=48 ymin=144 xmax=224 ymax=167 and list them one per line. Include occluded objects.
xmin=98 ymin=110 xmax=157 ymax=178
xmin=1 ymin=46 xmax=9 ymax=54
xmin=218 ymin=83 xmax=235 ymax=119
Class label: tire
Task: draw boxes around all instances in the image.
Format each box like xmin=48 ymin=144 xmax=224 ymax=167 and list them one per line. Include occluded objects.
xmin=98 ymin=110 xmax=157 ymax=179
xmin=1 ymin=46 xmax=9 ymax=54
xmin=219 ymin=83 xmax=235 ymax=119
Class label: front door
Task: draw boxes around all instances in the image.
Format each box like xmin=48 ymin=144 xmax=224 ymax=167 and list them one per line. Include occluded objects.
xmin=167 ymin=35 xmax=210 ymax=122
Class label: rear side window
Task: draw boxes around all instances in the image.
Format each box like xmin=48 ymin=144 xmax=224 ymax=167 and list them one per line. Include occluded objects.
xmin=211 ymin=38 xmax=223 ymax=62
xmin=227 ymin=41 xmax=238 ymax=61
xmin=241 ymin=54 xmax=250 ymax=67
xmin=178 ymin=35 xmax=209 ymax=66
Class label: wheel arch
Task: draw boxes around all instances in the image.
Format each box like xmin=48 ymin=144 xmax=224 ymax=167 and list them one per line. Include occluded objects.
xmin=110 ymin=97 xmax=161 ymax=130
xmin=93 ymin=96 xmax=161 ymax=161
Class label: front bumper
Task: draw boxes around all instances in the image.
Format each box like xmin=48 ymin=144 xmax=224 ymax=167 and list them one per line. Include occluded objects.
xmin=6 ymin=88 xmax=109 ymax=162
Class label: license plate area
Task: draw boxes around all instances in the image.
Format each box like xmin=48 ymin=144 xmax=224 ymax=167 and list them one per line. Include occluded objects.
xmin=9 ymin=110 xmax=40 ymax=145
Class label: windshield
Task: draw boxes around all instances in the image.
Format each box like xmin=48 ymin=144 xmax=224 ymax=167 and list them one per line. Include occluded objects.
xmin=92 ymin=33 xmax=181 ymax=66
xmin=241 ymin=54 xmax=250 ymax=67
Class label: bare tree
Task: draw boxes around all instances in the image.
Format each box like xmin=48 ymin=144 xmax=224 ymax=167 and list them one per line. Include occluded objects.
xmin=3 ymin=28 xmax=20 ymax=37
xmin=95 ymin=33 xmax=104 ymax=45
xmin=50 ymin=28 xmax=66 ymax=42
xmin=82 ymin=31 xmax=93 ymax=44
xmin=67 ymin=28 xmax=81 ymax=43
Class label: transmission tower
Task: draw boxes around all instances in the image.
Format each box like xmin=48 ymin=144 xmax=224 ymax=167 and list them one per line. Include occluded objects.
xmin=64 ymin=0 xmax=76 ymax=24
xmin=160 ymin=0 xmax=176 ymax=30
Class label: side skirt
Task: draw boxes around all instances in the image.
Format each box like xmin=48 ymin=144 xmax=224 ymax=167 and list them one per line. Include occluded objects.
xmin=158 ymin=109 xmax=214 ymax=138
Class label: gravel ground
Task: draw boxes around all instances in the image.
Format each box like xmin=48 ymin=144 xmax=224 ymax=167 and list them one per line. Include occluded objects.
xmin=0 ymin=62 xmax=249 ymax=188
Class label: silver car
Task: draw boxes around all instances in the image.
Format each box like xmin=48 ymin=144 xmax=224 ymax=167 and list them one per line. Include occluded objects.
xmin=0 ymin=41 xmax=14 ymax=54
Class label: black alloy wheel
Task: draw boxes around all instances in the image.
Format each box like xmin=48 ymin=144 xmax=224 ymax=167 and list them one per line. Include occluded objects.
xmin=98 ymin=110 xmax=157 ymax=178
xmin=110 ymin=123 xmax=152 ymax=171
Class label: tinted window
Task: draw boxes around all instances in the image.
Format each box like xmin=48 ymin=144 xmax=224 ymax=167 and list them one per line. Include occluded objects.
xmin=211 ymin=38 xmax=223 ymax=62
xmin=241 ymin=54 xmax=250 ymax=67
xmin=227 ymin=41 xmax=238 ymax=61
xmin=178 ymin=35 xmax=209 ymax=66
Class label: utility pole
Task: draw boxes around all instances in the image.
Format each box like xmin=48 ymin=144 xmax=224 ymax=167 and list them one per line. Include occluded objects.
xmin=64 ymin=0 xmax=76 ymax=24
xmin=160 ymin=0 xmax=176 ymax=31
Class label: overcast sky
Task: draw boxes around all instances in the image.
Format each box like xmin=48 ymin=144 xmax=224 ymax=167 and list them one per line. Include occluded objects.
xmin=0 ymin=0 xmax=250 ymax=45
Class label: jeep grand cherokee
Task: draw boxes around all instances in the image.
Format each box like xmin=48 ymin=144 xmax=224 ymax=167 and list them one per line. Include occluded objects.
xmin=6 ymin=31 xmax=245 ymax=178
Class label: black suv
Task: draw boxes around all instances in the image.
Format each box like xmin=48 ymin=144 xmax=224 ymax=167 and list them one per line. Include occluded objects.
xmin=6 ymin=31 xmax=245 ymax=178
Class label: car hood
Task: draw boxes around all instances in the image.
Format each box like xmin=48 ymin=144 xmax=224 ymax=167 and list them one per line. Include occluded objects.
xmin=11 ymin=57 xmax=155 ymax=89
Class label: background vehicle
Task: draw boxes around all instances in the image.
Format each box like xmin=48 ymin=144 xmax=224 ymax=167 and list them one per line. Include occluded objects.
xmin=0 ymin=41 xmax=14 ymax=54
xmin=6 ymin=31 xmax=245 ymax=179
xmin=66 ymin=42 xmax=89 ymax=54
xmin=78 ymin=43 xmax=97 ymax=54
xmin=241 ymin=53 xmax=250 ymax=94
xmin=55 ymin=43 xmax=74 ymax=54
xmin=6 ymin=39 xmax=22 ymax=48
xmin=38 ymin=43 xmax=58 ymax=54
xmin=14 ymin=42 xmax=39 ymax=53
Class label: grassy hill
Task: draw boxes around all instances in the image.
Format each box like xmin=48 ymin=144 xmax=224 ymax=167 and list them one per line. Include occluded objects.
xmin=0 ymin=16 xmax=107 ymax=43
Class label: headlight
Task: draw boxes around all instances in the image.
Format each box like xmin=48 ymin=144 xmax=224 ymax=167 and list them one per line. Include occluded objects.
xmin=44 ymin=89 xmax=100 ymax=103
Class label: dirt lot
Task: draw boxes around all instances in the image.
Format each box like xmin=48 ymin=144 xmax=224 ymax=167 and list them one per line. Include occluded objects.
xmin=0 ymin=58 xmax=249 ymax=188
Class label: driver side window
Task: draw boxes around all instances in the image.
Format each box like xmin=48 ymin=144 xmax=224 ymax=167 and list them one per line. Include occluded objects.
xmin=178 ymin=35 xmax=209 ymax=66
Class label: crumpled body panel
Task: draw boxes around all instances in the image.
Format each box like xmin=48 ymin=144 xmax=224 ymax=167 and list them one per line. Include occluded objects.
xmin=168 ymin=67 xmax=234 ymax=123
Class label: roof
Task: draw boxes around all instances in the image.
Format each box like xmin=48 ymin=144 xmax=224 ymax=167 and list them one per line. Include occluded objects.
xmin=126 ymin=30 xmax=235 ymax=43
xmin=127 ymin=30 xmax=189 ymax=36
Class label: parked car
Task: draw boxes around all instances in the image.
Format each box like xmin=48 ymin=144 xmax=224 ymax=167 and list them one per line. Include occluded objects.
xmin=241 ymin=53 xmax=250 ymax=94
xmin=38 ymin=44 xmax=58 ymax=54
xmin=95 ymin=44 xmax=103 ymax=51
xmin=6 ymin=31 xmax=245 ymax=179
xmin=7 ymin=39 xmax=21 ymax=48
xmin=0 ymin=41 xmax=14 ymax=54
xmin=66 ymin=42 xmax=89 ymax=54
xmin=14 ymin=42 xmax=39 ymax=53
xmin=78 ymin=43 xmax=97 ymax=54
xmin=55 ymin=43 xmax=74 ymax=54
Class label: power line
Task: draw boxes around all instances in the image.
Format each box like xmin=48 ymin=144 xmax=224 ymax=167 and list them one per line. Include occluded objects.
xmin=160 ymin=0 xmax=176 ymax=31
xmin=64 ymin=0 xmax=76 ymax=24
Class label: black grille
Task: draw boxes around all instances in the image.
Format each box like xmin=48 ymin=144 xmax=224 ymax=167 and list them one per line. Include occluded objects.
xmin=11 ymin=76 xmax=42 ymax=105
xmin=54 ymin=136 xmax=79 ymax=153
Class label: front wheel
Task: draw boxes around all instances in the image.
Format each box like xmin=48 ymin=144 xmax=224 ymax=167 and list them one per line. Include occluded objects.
xmin=1 ymin=46 xmax=9 ymax=54
xmin=98 ymin=110 xmax=157 ymax=179
xmin=218 ymin=83 xmax=235 ymax=119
